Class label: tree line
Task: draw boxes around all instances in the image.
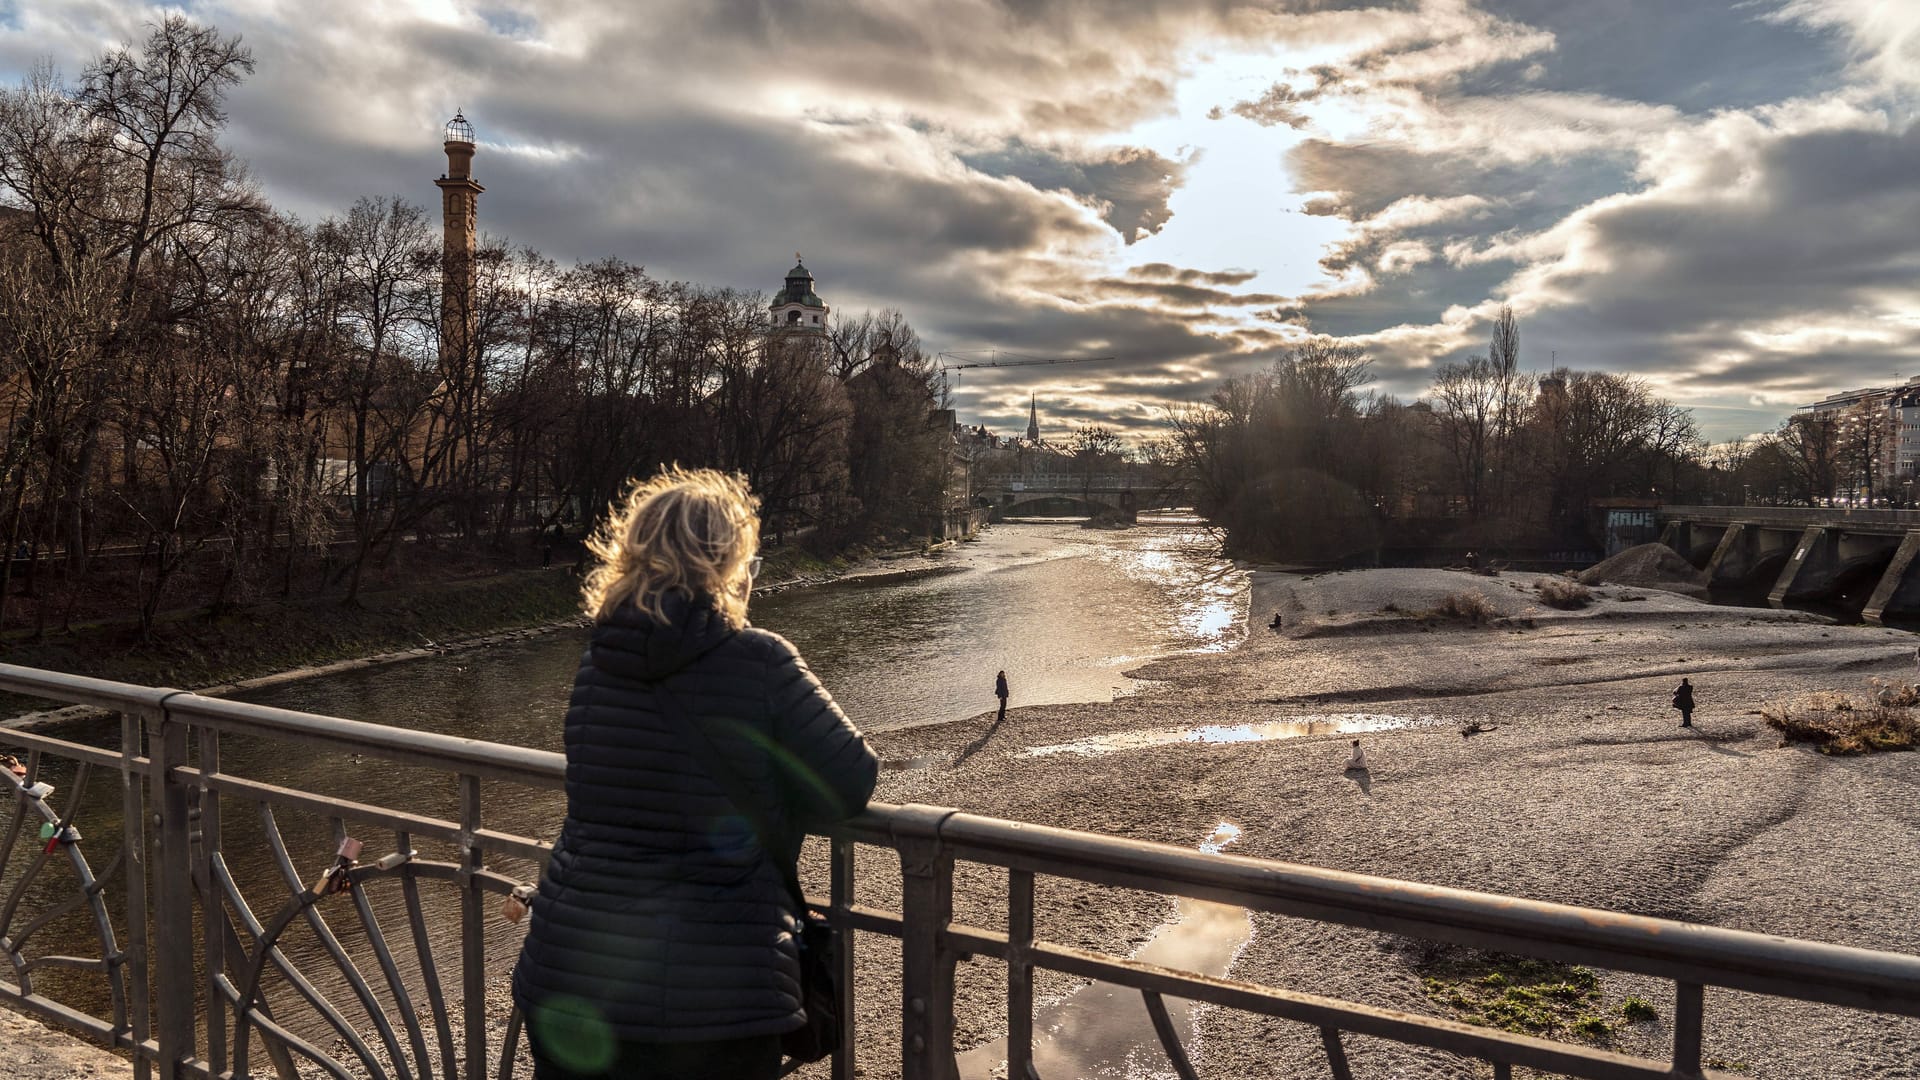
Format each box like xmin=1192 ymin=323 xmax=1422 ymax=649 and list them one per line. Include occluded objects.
xmin=0 ymin=17 xmax=952 ymax=634
xmin=1172 ymin=310 xmax=1715 ymax=562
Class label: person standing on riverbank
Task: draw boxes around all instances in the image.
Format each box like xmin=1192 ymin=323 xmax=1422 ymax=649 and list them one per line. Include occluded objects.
xmin=512 ymin=467 xmax=878 ymax=1080
xmin=995 ymin=670 xmax=1010 ymax=723
xmin=1673 ymin=678 xmax=1695 ymax=728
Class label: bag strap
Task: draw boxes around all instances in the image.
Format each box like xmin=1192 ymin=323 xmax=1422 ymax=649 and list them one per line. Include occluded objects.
xmin=652 ymin=678 xmax=810 ymax=913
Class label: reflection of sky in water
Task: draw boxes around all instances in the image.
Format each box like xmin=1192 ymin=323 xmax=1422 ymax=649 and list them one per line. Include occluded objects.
xmin=751 ymin=523 xmax=1246 ymax=731
xmin=1198 ymin=821 xmax=1242 ymax=855
xmin=1024 ymin=714 xmax=1439 ymax=757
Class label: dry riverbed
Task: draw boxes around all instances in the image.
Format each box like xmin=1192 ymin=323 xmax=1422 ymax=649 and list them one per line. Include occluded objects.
xmin=843 ymin=567 xmax=1920 ymax=1080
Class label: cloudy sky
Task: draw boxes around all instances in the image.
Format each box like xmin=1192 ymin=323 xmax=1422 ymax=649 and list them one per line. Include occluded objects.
xmin=5 ymin=1 xmax=1917 ymax=444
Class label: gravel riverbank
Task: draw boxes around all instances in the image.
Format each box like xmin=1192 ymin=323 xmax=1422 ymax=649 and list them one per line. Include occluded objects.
xmin=846 ymin=567 xmax=1920 ymax=1080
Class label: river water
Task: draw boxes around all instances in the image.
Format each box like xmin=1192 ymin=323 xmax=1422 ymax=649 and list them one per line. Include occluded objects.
xmin=235 ymin=519 xmax=1247 ymax=739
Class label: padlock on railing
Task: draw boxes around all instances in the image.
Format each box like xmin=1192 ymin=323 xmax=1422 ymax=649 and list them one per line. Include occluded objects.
xmin=39 ymin=820 xmax=80 ymax=853
xmin=501 ymin=883 xmax=537 ymax=924
xmin=312 ymin=837 xmax=364 ymax=897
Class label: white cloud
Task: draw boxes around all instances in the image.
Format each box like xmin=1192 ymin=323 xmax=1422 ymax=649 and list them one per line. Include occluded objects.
xmin=1772 ymin=0 xmax=1920 ymax=91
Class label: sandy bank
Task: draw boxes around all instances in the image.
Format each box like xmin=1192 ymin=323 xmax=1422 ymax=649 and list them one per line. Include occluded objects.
xmin=851 ymin=567 xmax=1920 ymax=1079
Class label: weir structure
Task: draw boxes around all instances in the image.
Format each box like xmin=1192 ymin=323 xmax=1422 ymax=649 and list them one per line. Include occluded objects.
xmin=1658 ymin=504 xmax=1920 ymax=622
xmin=0 ymin=662 xmax=1918 ymax=1079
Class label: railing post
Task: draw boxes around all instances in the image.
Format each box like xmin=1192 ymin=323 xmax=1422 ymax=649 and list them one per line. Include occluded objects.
xmin=119 ymin=711 xmax=152 ymax=1080
xmin=1673 ymin=981 xmax=1705 ymax=1078
xmin=150 ymin=707 xmax=197 ymax=1077
xmin=460 ymin=774 xmax=487 ymax=1080
xmin=830 ymin=836 xmax=857 ymax=1080
xmin=894 ymin=805 xmax=957 ymax=1080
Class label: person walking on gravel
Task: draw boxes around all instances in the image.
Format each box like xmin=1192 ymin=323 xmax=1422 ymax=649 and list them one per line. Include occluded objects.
xmin=1672 ymin=678 xmax=1695 ymax=728
xmin=995 ymin=670 xmax=1010 ymax=723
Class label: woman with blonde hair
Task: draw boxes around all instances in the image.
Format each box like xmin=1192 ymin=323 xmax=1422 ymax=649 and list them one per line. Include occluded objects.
xmin=512 ymin=467 xmax=877 ymax=1080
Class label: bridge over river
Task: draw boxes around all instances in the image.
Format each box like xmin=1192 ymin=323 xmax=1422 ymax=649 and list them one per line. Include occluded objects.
xmin=1660 ymin=504 xmax=1920 ymax=623
xmin=976 ymin=473 xmax=1193 ymax=518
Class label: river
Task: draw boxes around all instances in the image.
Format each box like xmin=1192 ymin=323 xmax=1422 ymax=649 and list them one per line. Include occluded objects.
xmin=235 ymin=518 xmax=1247 ymax=738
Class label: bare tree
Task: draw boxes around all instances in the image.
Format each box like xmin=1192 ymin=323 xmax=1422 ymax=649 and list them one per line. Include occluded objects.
xmin=1770 ymin=413 xmax=1841 ymax=505
xmin=1430 ymin=356 xmax=1501 ymax=518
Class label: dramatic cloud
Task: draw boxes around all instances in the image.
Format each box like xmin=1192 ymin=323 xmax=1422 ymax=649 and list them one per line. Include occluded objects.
xmin=1 ymin=1 xmax=1907 ymax=442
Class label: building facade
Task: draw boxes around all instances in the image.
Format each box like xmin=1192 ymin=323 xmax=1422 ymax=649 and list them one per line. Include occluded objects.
xmin=1798 ymin=379 xmax=1912 ymax=505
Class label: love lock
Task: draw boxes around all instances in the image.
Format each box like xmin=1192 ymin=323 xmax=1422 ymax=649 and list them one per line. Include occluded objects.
xmin=501 ymin=883 xmax=537 ymax=924
xmin=312 ymin=837 xmax=364 ymax=897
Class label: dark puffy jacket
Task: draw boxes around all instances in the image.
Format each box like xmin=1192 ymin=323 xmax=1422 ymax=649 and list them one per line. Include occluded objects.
xmin=511 ymin=592 xmax=878 ymax=1044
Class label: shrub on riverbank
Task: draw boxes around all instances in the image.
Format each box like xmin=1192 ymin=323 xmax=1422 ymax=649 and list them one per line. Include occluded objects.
xmin=1431 ymin=590 xmax=1497 ymax=623
xmin=1763 ymin=687 xmax=1920 ymax=754
xmin=1534 ymin=577 xmax=1593 ymax=610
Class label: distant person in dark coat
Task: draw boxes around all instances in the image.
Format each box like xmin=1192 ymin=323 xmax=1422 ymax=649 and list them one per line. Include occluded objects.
xmin=511 ymin=467 xmax=878 ymax=1080
xmin=1672 ymin=678 xmax=1695 ymax=728
xmin=995 ymin=670 xmax=1009 ymax=723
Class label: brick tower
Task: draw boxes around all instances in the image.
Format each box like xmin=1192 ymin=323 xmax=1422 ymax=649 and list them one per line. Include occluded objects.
xmin=434 ymin=111 xmax=482 ymax=365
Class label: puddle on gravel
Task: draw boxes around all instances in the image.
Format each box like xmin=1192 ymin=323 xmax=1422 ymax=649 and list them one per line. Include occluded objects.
xmin=957 ymin=822 xmax=1253 ymax=1080
xmin=1021 ymin=713 xmax=1437 ymax=758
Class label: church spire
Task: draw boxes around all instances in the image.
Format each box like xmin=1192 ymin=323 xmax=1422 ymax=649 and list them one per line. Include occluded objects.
xmin=1026 ymin=394 xmax=1040 ymax=443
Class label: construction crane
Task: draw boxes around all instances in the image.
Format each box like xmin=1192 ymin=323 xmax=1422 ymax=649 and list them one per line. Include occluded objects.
xmin=934 ymin=351 xmax=1113 ymax=394
xmin=936 ymin=350 xmax=1112 ymax=374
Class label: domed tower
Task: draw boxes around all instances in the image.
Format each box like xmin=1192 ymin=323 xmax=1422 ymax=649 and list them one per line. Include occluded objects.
xmin=768 ymin=254 xmax=830 ymax=336
xmin=434 ymin=111 xmax=483 ymax=364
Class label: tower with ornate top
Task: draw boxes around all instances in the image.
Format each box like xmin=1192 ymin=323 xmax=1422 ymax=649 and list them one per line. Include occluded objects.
xmin=768 ymin=254 xmax=830 ymax=336
xmin=435 ymin=112 xmax=483 ymax=367
xmin=1026 ymin=394 xmax=1041 ymax=443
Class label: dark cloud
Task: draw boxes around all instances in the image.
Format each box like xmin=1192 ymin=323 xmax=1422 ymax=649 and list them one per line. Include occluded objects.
xmin=1465 ymin=0 xmax=1849 ymax=110
xmin=1127 ymin=263 xmax=1258 ymax=285
xmin=960 ymin=140 xmax=1189 ymax=242
xmin=1286 ymin=139 xmax=1637 ymax=223
xmin=1087 ymin=277 xmax=1290 ymax=308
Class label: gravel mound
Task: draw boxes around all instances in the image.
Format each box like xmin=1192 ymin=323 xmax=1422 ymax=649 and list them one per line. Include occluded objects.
xmin=1579 ymin=542 xmax=1709 ymax=597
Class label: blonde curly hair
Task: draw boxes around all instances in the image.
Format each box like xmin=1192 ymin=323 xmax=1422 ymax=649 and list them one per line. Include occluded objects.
xmin=581 ymin=467 xmax=761 ymax=628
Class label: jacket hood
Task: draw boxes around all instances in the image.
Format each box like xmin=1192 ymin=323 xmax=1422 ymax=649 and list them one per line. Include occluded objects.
xmin=589 ymin=590 xmax=738 ymax=682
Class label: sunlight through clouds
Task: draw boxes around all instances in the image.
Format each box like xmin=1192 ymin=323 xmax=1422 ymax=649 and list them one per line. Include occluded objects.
xmin=1 ymin=0 xmax=1912 ymax=443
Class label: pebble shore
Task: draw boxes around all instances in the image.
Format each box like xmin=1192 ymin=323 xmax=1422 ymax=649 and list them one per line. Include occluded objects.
xmin=842 ymin=567 xmax=1920 ymax=1079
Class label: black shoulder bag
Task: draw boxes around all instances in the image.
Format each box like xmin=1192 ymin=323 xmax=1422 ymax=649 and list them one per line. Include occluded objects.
xmin=652 ymin=681 xmax=842 ymax=1069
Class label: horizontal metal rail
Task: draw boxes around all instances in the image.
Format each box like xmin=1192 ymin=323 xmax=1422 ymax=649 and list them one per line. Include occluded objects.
xmin=1660 ymin=503 xmax=1920 ymax=528
xmin=0 ymin=662 xmax=1916 ymax=1080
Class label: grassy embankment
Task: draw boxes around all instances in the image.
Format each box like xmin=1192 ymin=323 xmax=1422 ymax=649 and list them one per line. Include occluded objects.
xmin=0 ymin=568 xmax=585 ymax=694
xmin=0 ymin=537 xmax=909 ymax=702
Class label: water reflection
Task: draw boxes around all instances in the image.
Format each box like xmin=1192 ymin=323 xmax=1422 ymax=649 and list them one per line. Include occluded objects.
xmin=1023 ymin=714 xmax=1438 ymax=758
xmin=957 ymin=822 xmax=1253 ymax=1080
xmin=750 ymin=522 xmax=1246 ymax=731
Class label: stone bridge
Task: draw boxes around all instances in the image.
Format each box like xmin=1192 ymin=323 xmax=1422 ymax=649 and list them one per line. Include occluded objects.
xmin=1659 ymin=504 xmax=1920 ymax=623
xmin=977 ymin=473 xmax=1191 ymax=518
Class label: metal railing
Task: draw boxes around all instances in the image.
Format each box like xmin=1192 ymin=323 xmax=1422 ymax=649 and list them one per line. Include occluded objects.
xmin=1 ymin=662 xmax=1918 ymax=1079
xmin=1660 ymin=504 xmax=1920 ymax=529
